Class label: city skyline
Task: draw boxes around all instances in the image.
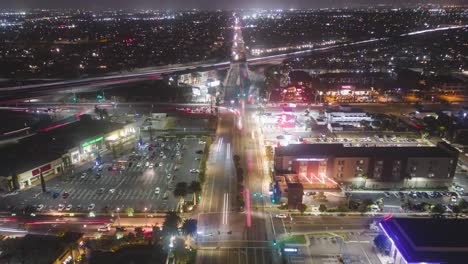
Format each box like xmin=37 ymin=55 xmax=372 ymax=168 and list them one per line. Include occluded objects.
xmin=0 ymin=0 xmax=464 ymax=9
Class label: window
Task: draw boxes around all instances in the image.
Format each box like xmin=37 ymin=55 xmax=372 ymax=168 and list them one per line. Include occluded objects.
xmin=428 ymin=173 xmax=435 ymax=178
xmin=288 ymin=160 xmax=293 ymax=165
xmin=357 ymin=160 xmax=364 ymax=165
xmin=288 ymin=167 xmax=292 ymax=171
xmin=338 ymin=160 xmax=345 ymax=165
xmin=376 ymin=160 xmax=383 ymax=165
xmin=411 ymin=166 xmax=417 ymax=172
xmin=410 ymin=173 xmax=416 ymax=177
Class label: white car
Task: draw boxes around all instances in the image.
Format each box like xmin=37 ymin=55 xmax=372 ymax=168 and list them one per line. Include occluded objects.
xmin=451 ymin=196 xmax=458 ymax=203
xmin=36 ymin=204 xmax=44 ymax=211
xmin=98 ymin=225 xmax=110 ymax=232
xmin=137 ymin=162 xmax=142 ymax=167
xmin=275 ymin=214 xmax=287 ymax=219
xmin=190 ymin=169 xmax=200 ymax=173
xmin=88 ymin=203 xmax=96 ymax=211
xmin=58 ymin=204 xmax=65 ymax=211
xmin=65 ymin=204 xmax=73 ymax=211
xmin=81 ymin=172 xmax=87 ymax=179
xmin=167 ymin=174 xmax=173 ymax=179
xmin=109 ymin=189 xmax=115 ymax=194
xmin=149 ymin=163 xmax=154 ymax=169
xmin=155 ymin=187 xmax=160 ymax=195
xmin=145 ymin=162 xmax=149 ymax=167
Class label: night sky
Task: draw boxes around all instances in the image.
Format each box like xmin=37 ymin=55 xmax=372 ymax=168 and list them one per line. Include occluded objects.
xmin=0 ymin=0 xmax=461 ymax=9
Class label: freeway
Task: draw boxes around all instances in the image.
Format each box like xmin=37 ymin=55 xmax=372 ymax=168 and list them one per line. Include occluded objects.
xmin=0 ymin=25 xmax=465 ymax=103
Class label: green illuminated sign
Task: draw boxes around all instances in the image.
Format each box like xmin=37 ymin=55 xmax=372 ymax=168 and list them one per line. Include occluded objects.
xmin=82 ymin=136 xmax=104 ymax=147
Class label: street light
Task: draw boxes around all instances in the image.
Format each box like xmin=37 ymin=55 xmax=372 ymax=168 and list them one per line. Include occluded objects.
xmin=144 ymin=207 xmax=148 ymax=226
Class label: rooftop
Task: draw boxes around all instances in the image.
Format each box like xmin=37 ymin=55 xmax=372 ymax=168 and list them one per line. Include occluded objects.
xmin=275 ymin=142 xmax=457 ymax=159
xmin=0 ymin=115 xmax=124 ymax=177
xmin=380 ymin=217 xmax=468 ymax=263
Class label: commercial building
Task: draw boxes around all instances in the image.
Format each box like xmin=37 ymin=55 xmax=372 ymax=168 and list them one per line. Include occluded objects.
xmin=325 ymin=106 xmax=373 ymax=127
xmin=0 ymin=115 xmax=137 ymax=191
xmin=274 ymin=142 xmax=458 ymax=190
xmin=379 ymin=217 xmax=468 ymax=264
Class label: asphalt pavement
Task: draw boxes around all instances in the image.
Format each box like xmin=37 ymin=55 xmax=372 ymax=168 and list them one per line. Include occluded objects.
xmin=0 ymin=136 xmax=205 ymax=214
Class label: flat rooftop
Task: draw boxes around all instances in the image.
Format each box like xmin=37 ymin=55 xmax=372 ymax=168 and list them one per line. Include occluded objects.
xmin=380 ymin=217 xmax=468 ymax=263
xmin=0 ymin=115 xmax=124 ymax=177
xmin=275 ymin=143 xmax=457 ymax=159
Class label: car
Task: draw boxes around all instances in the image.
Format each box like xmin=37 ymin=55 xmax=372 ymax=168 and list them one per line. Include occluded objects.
xmin=52 ymin=192 xmax=60 ymax=199
xmin=155 ymin=187 xmax=160 ymax=195
xmin=98 ymin=225 xmax=110 ymax=232
xmin=97 ymin=188 xmax=105 ymax=194
xmin=275 ymin=214 xmax=287 ymax=219
xmin=195 ymin=157 xmax=201 ymax=161
xmin=62 ymin=192 xmax=70 ymax=199
xmin=116 ymin=226 xmax=127 ymax=232
xmin=109 ymin=189 xmax=115 ymax=194
xmin=167 ymin=173 xmax=173 ymax=179
xmin=66 ymin=204 xmax=73 ymax=211
xmin=422 ymin=192 xmax=430 ymax=199
xmin=137 ymin=162 xmax=142 ymax=167
xmin=149 ymin=163 xmax=154 ymax=169
xmin=88 ymin=203 xmax=96 ymax=211
xmin=81 ymin=172 xmax=87 ymax=178
xmin=76 ymin=204 xmax=82 ymax=211
xmin=36 ymin=204 xmax=44 ymax=211
xmin=58 ymin=204 xmax=65 ymax=211
xmin=190 ymin=169 xmax=200 ymax=173
xmin=383 ymin=192 xmax=391 ymax=198
xmin=196 ymin=150 xmax=203 ymax=154
xmin=451 ymin=196 xmax=458 ymax=203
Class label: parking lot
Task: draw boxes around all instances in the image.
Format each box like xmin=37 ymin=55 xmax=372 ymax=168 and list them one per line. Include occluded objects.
xmin=0 ymin=136 xmax=207 ymax=214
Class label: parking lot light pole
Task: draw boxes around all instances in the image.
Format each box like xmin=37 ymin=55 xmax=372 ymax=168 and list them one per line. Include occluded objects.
xmin=144 ymin=207 xmax=148 ymax=226
xmin=116 ymin=207 xmax=121 ymax=227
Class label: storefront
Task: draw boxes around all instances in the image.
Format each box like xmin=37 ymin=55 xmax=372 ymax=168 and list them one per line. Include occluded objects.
xmin=17 ymin=158 xmax=63 ymax=189
xmin=80 ymin=136 xmax=105 ymax=162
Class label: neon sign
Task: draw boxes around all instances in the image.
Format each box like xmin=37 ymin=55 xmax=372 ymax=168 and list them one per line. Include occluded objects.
xmin=82 ymin=136 xmax=104 ymax=147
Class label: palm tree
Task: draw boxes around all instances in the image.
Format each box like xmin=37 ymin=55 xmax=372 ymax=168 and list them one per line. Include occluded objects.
xmin=181 ymin=218 xmax=198 ymax=247
xmin=162 ymin=211 xmax=181 ymax=237
xmin=188 ymin=181 xmax=202 ymax=205
xmin=173 ymin=182 xmax=188 ymax=211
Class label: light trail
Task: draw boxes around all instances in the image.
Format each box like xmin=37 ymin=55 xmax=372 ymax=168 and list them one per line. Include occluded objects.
xmin=222 ymin=193 xmax=229 ymax=225
xmin=245 ymin=189 xmax=252 ymax=227
xmin=226 ymin=143 xmax=231 ymax=160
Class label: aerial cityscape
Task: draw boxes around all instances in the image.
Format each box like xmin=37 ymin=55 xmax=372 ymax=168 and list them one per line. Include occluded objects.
xmin=0 ymin=1 xmax=467 ymax=264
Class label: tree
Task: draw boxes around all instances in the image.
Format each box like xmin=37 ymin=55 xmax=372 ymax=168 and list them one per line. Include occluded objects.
xmin=374 ymin=234 xmax=391 ymax=255
xmin=188 ymin=181 xmax=202 ymax=206
xmin=358 ymin=199 xmax=374 ymax=213
xmin=458 ymin=199 xmax=468 ymax=210
xmin=318 ymin=204 xmax=327 ymax=213
xmin=125 ymin=207 xmax=134 ymax=217
xmin=431 ymin=203 xmax=446 ymax=216
xmin=162 ymin=211 xmax=181 ymax=237
xmin=297 ymin=204 xmax=307 ymax=215
xmin=181 ymin=219 xmax=198 ymax=246
xmin=173 ymin=182 xmax=188 ymax=211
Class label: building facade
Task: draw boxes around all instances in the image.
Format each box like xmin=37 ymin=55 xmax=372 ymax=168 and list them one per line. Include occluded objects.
xmin=274 ymin=142 xmax=458 ymax=190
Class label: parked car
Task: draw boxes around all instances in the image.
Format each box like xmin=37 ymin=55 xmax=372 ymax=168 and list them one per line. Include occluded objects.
xmin=36 ymin=204 xmax=44 ymax=211
xmin=65 ymin=204 xmax=73 ymax=211
xmin=275 ymin=214 xmax=287 ymax=219
xmin=58 ymin=204 xmax=65 ymax=211
xmin=88 ymin=203 xmax=96 ymax=211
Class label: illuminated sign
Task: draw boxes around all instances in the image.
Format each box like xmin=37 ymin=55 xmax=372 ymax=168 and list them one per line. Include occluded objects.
xmin=296 ymin=158 xmax=326 ymax=161
xmin=82 ymin=136 xmax=104 ymax=147
xmin=284 ymin=247 xmax=298 ymax=253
